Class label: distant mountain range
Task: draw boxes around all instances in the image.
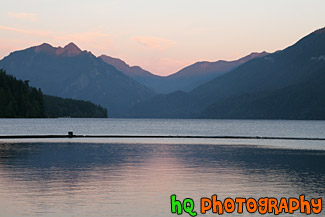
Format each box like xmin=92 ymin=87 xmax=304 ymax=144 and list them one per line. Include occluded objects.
xmin=0 ymin=43 xmax=154 ymax=117
xmin=100 ymin=51 xmax=268 ymax=93
xmin=128 ymin=27 xmax=325 ymax=119
xmin=1 ymin=27 xmax=324 ymax=119
xmin=0 ymin=41 xmax=268 ymax=117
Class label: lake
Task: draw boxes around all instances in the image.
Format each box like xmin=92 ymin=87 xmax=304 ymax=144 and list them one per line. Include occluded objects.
xmin=0 ymin=119 xmax=324 ymax=217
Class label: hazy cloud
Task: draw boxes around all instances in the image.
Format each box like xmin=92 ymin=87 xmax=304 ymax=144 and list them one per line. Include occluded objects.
xmin=8 ymin=12 xmax=38 ymax=22
xmin=0 ymin=25 xmax=50 ymax=37
xmin=131 ymin=36 xmax=175 ymax=51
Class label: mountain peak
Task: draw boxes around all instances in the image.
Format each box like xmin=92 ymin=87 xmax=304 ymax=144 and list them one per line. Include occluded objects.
xmin=33 ymin=42 xmax=82 ymax=57
xmin=56 ymin=42 xmax=82 ymax=56
xmin=64 ymin=42 xmax=81 ymax=52
xmin=34 ymin=43 xmax=56 ymax=53
xmin=39 ymin=43 xmax=53 ymax=48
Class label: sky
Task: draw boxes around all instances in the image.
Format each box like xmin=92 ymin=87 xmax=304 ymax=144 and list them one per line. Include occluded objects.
xmin=1 ymin=0 xmax=325 ymax=76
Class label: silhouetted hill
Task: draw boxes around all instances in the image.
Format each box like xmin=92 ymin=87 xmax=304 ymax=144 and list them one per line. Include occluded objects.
xmin=100 ymin=52 xmax=268 ymax=94
xmin=0 ymin=43 xmax=155 ymax=117
xmin=200 ymin=65 xmax=325 ymax=119
xmin=129 ymin=27 xmax=325 ymax=119
xmin=0 ymin=69 xmax=44 ymax=118
xmin=44 ymin=95 xmax=107 ymax=118
xmin=0 ymin=69 xmax=107 ymax=118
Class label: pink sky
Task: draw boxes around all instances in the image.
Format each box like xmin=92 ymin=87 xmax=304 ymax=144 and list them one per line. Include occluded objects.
xmin=0 ymin=0 xmax=324 ymax=76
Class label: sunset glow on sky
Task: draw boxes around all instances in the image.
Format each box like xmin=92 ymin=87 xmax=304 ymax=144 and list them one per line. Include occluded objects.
xmin=1 ymin=0 xmax=325 ymax=76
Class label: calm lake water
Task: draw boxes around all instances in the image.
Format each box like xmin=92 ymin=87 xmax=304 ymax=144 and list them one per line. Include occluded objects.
xmin=0 ymin=119 xmax=324 ymax=217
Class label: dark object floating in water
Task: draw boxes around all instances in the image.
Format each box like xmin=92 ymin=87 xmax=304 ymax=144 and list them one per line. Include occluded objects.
xmin=0 ymin=132 xmax=324 ymax=141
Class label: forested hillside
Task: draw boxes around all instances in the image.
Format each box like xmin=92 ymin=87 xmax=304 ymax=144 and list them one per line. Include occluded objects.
xmin=0 ymin=69 xmax=107 ymax=118
xmin=44 ymin=95 xmax=107 ymax=118
xmin=0 ymin=69 xmax=44 ymax=118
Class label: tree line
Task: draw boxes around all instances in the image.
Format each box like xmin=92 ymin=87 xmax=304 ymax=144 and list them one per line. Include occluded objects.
xmin=0 ymin=69 xmax=107 ymax=118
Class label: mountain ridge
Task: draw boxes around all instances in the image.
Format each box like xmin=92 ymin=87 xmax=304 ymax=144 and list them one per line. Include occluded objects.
xmin=128 ymin=27 xmax=325 ymax=119
xmin=1 ymin=27 xmax=324 ymax=119
xmin=100 ymin=51 xmax=268 ymax=93
xmin=0 ymin=43 xmax=155 ymax=117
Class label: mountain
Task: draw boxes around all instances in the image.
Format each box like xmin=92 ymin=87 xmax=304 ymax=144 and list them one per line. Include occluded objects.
xmin=190 ymin=27 xmax=325 ymax=111
xmin=99 ymin=55 xmax=160 ymax=79
xmin=0 ymin=43 xmax=155 ymax=117
xmin=129 ymin=27 xmax=325 ymax=119
xmin=100 ymin=52 xmax=268 ymax=94
xmin=99 ymin=54 xmax=167 ymax=93
xmin=163 ymin=51 xmax=269 ymax=92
